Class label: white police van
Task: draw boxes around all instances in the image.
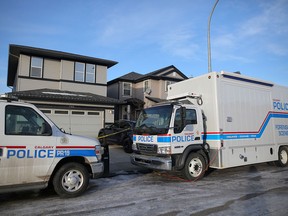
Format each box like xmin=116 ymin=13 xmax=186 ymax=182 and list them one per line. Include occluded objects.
xmin=0 ymin=95 xmax=104 ymax=198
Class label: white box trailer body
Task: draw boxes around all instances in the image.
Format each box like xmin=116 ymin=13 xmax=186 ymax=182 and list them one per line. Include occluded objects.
xmin=167 ymin=71 xmax=288 ymax=169
xmin=131 ymin=71 xmax=288 ymax=180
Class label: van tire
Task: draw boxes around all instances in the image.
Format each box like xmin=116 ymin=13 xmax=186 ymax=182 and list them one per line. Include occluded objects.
xmin=276 ymin=146 xmax=288 ymax=167
xmin=182 ymin=152 xmax=206 ymax=181
xmin=53 ymin=162 xmax=89 ymax=198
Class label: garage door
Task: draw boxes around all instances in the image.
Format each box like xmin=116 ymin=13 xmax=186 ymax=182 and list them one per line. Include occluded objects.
xmin=41 ymin=109 xmax=104 ymax=138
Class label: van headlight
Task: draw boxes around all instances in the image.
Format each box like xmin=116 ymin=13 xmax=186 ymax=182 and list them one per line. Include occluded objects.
xmin=157 ymin=146 xmax=171 ymax=155
xmin=95 ymin=145 xmax=102 ymax=161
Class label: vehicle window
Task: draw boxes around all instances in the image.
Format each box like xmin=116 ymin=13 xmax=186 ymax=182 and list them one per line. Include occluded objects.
xmin=174 ymin=108 xmax=197 ymax=133
xmin=111 ymin=122 xmax=120 ymax=129
xmin=120 ymin=121 xmax=130 ymax=129
xmin=5 ymin=105 xmax=52 ymax=136
xmin=186 ymin=109 xmax=197 ymax=125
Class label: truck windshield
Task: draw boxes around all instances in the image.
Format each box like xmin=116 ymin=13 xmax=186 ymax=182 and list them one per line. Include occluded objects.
xmin=134 ymin=104 xmax=173 ymax=135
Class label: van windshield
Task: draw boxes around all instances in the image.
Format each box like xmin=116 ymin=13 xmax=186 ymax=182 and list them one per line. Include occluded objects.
xmin=134 ymin=105 xmax=173 ymax=135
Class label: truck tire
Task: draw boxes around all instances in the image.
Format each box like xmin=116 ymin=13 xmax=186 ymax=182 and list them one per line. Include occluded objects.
xmin=276 ymin=146 xmax=288 ymax=167
xmin=53 ymin=162 xmax=89 ymax=198
xmin=182 ymin=152 xmax=206 ymax=181
xmin=123 ymin=138 xmax=133 ymax=153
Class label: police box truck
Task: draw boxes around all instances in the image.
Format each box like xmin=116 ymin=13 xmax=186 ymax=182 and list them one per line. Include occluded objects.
xmin=0 ymin=95 xmax=104 ymax=197
xmin=131 ymin=71 xmax=288 ymax=180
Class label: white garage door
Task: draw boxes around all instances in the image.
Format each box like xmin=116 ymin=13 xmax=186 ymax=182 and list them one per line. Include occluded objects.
xmin=41 ymin=109 xmax=104 ymax=139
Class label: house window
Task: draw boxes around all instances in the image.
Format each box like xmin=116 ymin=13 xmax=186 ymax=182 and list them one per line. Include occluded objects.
xmin=75 ymin=62 xmax=96 ymax=83
xmin=86 ymin=64 xmax=95 ymax=83
xmin=30 ymin=57 xmax=43 ymax=78
xmin=143 ymin=80 xmax=149 ymax=92
xmin=165 ymin=81 xmax=174 ymax=92
xmin=123 ymin=82 xmax=132 ymax=96
xmin=75 ymin=62 xmax=85 ymax=82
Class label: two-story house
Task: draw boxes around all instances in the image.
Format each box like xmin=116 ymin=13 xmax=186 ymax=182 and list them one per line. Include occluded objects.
xmin=6 ymin=44 xmax=123 ymax=138
xmin=107 ymin=65 xmax=188 ymax=120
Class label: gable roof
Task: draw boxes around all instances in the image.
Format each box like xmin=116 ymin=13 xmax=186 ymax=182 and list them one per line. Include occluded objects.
xmin=108 ymin=65 xmax=188 ymax=85
xmin=8 ymin=88 xmax=124 ymax=105
xmin=7 ymin=44 xmax=118 ymax=87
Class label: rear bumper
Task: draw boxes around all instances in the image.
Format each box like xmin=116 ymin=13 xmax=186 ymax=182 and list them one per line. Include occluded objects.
xmin=90 ymin=162 xmax=104 ymax=178
xmin=130 ymin=154 xmax=172 ymax=171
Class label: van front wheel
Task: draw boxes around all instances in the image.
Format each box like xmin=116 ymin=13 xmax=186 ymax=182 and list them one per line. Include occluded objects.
xmin=182 ymin=153 xmax=206 ymax=181
xmin=53 ymin=162 xmax=89 ymax=198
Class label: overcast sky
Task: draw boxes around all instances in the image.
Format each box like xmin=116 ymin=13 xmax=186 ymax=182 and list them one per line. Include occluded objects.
xmin=0 ymin=0 xmax=287 ymax=93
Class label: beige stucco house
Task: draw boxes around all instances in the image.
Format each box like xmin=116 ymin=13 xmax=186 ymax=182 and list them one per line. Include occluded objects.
xmin=7 ymin=44 xmax=123 ymax=138
xmin=107 ymin=65 xmax=188 ymax=121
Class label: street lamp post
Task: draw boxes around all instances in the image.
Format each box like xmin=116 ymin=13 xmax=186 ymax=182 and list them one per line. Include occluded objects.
xmin=207 ymin=0 xmax=219 ymax=73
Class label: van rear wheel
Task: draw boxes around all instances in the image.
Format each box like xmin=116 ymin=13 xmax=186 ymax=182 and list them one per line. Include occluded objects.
xmin=53 ymin=162 xmax=89 ymax=198
xmin=276 ymin=146 xmax=288 ymax=167
xmin=182 ymin=152 xmax=206 ymax=181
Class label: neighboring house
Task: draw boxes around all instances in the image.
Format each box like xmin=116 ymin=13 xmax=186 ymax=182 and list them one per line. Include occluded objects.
xmin=107 ymin=65 xmax=188 ymax=120
xmin=6 ymin=44 xmax=123 ymax=138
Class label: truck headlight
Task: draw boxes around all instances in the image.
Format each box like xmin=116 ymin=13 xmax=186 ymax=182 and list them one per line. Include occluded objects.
xmin=132 ymin=143 xmax=137 ymax=151
xmin=157 ymin=146 xmax=171 ymax=155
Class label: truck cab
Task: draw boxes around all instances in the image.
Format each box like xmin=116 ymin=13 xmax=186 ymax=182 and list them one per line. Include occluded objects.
xmin=0 ymin=95 xmax=104 ymax=197
xmin=131 ymin=101 xmax=208 ymax=180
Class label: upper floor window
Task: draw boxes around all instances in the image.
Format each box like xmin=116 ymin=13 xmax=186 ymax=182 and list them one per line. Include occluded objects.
xmin=30 ymin=57 xmax=43 ymax=78
xmin=86 ymin=64 xmax=95 ymax=83
xmin=75 ymin=62 xmax=85 ymax=82
xmin=123 ymin=82 xmax=132 ymax=96
xmin=165 ymin=80 xmax=174 ymax=92
xmin=143 ymin=80 xmax=149 ymax=92
xmin=75 ymin=62 xmax=96 ymax=83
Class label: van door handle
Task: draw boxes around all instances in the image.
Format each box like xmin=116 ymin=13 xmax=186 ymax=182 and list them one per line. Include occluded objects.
xmin=194 ymin=137 xmax=200 ymax=140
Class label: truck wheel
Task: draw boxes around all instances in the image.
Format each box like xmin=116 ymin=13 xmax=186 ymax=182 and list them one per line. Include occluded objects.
xmin=53 ymin=162 xmax=89 ymax=198
xmin=182 ymin=153 xmax=206 ymax=181
xmin=276 ymin=146 xmax=288 ymax=167
xmin=123 ymin=138 xmax=133 ymax=153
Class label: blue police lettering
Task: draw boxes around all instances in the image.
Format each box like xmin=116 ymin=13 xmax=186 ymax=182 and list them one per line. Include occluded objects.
xmin=7 ymin=149 xmax=54 ymax=159
xmin=138 ymin=135 xmax=154 ymax=142
xmin=273 ymin=101 xmax=288 ymax=111
xmin=172 ymin=135 xmax=194 ymax=142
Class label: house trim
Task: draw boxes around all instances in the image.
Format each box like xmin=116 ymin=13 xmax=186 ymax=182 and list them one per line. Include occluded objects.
xmin=17 ymin=75 xmax=107 ymax=86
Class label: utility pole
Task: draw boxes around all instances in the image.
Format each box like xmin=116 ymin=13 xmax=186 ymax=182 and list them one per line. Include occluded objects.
xmin=207 ymin=0 xmax=219 ymax=73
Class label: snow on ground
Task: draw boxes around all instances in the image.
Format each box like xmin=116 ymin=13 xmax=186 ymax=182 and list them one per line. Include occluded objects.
xmin=0 ymin=146 xmax=287 ymax=216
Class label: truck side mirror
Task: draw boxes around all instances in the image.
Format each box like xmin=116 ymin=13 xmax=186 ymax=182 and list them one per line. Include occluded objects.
xmin=180 ymin=106 xmax=186 ymax=119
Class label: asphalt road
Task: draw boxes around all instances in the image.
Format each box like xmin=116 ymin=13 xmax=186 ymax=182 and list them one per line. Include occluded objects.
xmin=0 ymin=145 xmax=287 ymax=216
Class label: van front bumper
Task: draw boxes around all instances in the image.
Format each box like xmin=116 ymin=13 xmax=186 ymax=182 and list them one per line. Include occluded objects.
xmin=130 ymin=154 xmax=172 ymax=171
xmin=91 ymin=162 xmax=104 ymax=178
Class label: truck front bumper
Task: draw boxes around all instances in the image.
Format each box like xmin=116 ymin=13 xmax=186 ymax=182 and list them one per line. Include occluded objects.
xmin=131 ymin=154 xmax=172 ymax=171
xmin=91 ymin=161 xmax=104 ymax=178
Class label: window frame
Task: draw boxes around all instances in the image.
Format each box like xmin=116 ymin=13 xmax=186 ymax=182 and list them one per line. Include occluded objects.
xmin=74 ymin=62 xmax=96 ymax=83
xmin=85 ymin=63 xmax=96 ymax=83
xmin=123 ymin=82 xmax=132 ymax=96
xmin=30 ymin=56 xmax=43 ymax=78
xmin=165 ymin=80 xmax=174 ymax=92
xmin=74 ymin=62 xmax=85 ymax=82
xmin=143 ymin=80 xmax=149 ymax=92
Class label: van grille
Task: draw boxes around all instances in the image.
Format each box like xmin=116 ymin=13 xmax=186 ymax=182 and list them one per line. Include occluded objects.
xmin=137 ymin=143 xmax=157 ymax=154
